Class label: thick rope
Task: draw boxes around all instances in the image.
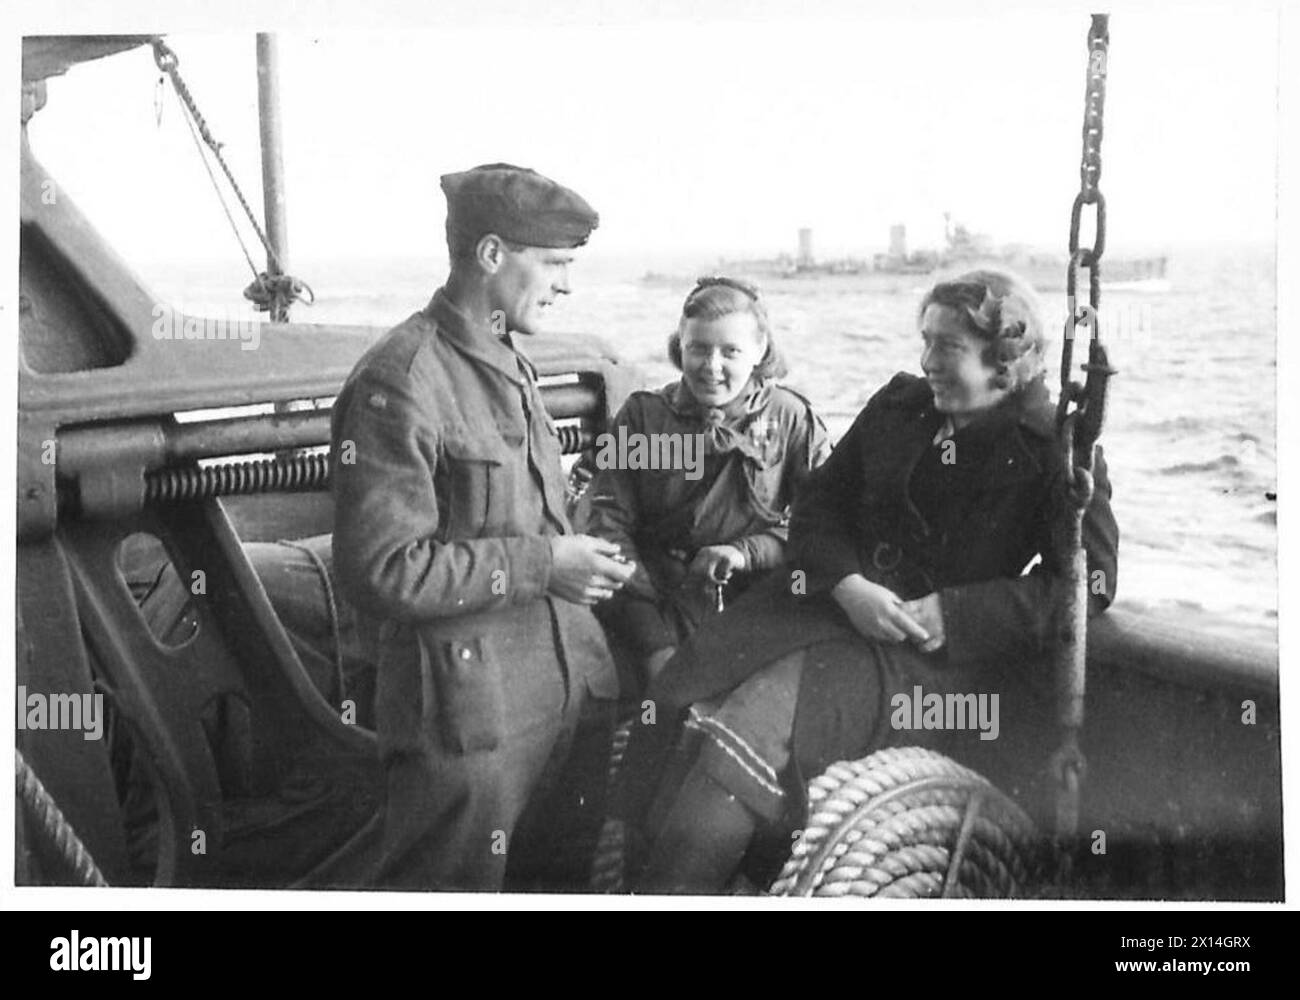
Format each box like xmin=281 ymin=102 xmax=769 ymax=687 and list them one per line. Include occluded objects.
xmin=590 ymin=732 xmax=1039 ymax=898
xmin=770 ymin=747 xmax=1040 ymax=898
xmin=806 ymin=799 xmax=1030 ymax=895
xmin=588 ymin=720 xmax=632 ymax=893
xmin=16 ymin=749 xmax=109 ymax=887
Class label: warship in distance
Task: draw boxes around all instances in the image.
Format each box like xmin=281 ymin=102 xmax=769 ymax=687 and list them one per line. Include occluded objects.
xmin=659 ymin=217 xmax=1169 ymax=291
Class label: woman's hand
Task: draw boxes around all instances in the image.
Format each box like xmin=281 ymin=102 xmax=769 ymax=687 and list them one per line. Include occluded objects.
xmin=688 ymin=545 xmax=748 ymax=584
xmin=832 ymin=574 xmax=931 ymax=644
xmin=900 ymin=593 xmax=946 ymax=653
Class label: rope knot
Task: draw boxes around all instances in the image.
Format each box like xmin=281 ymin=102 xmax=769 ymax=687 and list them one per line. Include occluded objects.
xmin=243 ymin=272 xmax=315 ymax=314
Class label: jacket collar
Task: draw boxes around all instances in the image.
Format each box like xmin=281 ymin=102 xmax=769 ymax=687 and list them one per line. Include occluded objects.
xmin=993 ymin=376 xmax=1056 ymax=440
xmin=885 ymin=372 xmax=1056 ymax=442
xmin=426 ymin=288 xmax=527 ymax=386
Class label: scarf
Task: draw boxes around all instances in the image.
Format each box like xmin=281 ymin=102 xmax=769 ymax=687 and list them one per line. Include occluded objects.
xmin=663 ymin=377 xmax=777 ymax=463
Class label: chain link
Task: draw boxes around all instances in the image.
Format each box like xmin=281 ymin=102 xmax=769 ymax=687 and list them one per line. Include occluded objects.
xmin=1059 ymin=15 xmax=1116 ymax=477
xmin=1079 ymin=16 xmax=1109 ymax=202
xmin=1049 ymin=14 xmax=1117 ymax=863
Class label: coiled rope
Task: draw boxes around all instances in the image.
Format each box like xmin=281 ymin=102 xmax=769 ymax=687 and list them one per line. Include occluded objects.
xmin=588 ymin=720 xmax=632 ymax=893
xmin=769 ymin=747 xmax=1041 ymax=898
xmin=16 ymin=749 xmax=109 ymax=887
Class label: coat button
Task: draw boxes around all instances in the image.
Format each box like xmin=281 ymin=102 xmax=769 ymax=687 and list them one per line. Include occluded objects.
xmin=456 ymin=644 xmax=473 ymax=661
xmin=872 ymin=541 xmax=903 ymax=571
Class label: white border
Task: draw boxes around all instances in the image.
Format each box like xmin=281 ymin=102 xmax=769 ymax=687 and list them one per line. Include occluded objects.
xmin=2 ymin=0 xmax=1294 ymax=914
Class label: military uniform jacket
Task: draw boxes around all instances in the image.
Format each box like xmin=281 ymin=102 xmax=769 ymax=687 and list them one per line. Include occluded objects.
xmin=330 ymin=290 xmax=617 ymax=760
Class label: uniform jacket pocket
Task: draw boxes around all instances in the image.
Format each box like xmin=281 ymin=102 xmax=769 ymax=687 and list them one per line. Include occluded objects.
xmin=748 ymin=439 xmax=789 ymax=508
xmin=423 ymin=634 xmax=506 ymax=755
xmin=439 ymin=437 xmax=507 ymax=540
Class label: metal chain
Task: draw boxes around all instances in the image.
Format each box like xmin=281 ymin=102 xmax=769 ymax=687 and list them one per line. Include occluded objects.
xmin=151 ymin=38 xmax=311 ymax=317
xmin=171 ymin=69 xmax=262 ymax=279
xmin=1050 ymin=14 xmax=1118 ymax=872
xmin=1059 ymin=13 xmax=1116 ymax=454
xmin=153 ymin=38 xmax=280 ymax=273
xmin=1078 ymin=16 xmax=1108 ymax=202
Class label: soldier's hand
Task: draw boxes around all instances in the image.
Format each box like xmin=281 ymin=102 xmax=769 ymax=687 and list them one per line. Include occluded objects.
xmin=548 ymin=535 xmax=637 ymax=605
xmin=831 ymin=574 xmax=930 ymax=644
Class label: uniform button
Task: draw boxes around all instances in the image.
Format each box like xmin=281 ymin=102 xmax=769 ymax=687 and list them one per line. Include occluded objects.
xmin=458 ymin=645 xmax=473 ymax=661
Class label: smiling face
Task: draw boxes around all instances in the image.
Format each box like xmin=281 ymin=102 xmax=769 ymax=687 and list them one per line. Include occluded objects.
xmin=920 ymin=303 xmax=1009 ymax=425
xmin=487 ymin=243 xmax=575 ymax=336
xmin=679 ymin=312 xmax=766 ymax=407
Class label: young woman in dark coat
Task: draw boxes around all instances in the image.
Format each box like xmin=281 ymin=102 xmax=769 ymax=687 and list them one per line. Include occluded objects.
xmin=613 ymin=268 xmax=1120 ymax=893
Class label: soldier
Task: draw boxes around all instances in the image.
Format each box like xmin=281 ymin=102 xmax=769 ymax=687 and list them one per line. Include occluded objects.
xmin=330 ymin=163 xmax=635 ymax=890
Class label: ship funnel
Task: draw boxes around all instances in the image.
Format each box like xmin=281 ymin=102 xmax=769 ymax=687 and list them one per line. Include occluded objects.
xmin=889 ymin=224 xmax=907 ymax=258
xmin=797 ymin=228 xmax=814 ymax=268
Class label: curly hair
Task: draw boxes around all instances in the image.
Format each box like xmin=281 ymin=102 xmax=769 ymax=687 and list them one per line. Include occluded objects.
xmin=917 ymin=268 xmax=1047 ymax=392
xmin=667 ymin=276 xmax=788 ymax=380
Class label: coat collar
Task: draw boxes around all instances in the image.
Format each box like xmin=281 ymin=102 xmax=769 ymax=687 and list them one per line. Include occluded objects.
xmin=884 ymin=372 xmax=1056 ymax=443
xmin=425 ymin=288 xmax=527 ymax=386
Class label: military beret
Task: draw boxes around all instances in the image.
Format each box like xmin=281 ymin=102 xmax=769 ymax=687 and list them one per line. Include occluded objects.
xmin=440 ymin=163 xmax=599 ymax=249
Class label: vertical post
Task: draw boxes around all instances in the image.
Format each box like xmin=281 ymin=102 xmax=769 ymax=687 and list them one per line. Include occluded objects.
xmin=256 ymin=33 xmax=289 ymax=322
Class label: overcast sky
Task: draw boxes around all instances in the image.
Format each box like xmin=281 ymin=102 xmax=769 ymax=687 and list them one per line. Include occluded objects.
xmin=15 ymin=0 xmax=1280 ymax=272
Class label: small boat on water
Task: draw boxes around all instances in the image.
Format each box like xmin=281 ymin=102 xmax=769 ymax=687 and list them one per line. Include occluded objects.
xmin=15 ymin=32 xmax=1279 ymax=899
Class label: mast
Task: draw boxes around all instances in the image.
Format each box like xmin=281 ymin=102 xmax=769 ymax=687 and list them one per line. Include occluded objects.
xmin=256 ymin=33 xmax=290 ymax=323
